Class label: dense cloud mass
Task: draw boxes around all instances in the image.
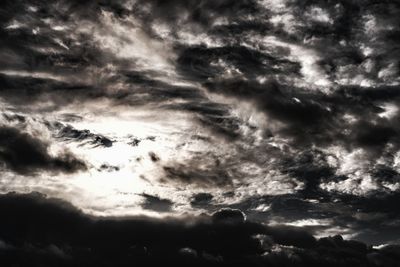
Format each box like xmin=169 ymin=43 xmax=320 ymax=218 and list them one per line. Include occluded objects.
xmin=0 ymin=126 xmax=87 ymax=174
xmin=0 ymin=0 xmax=400 ymax=265
xmin=1 ymin=192 xmax=400 ymax=267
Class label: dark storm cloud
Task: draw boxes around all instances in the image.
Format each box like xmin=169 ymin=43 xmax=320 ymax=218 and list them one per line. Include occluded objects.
xmin=0 ymin=1 xmax=136 ymax=109
xmin=203 ymin=78 xmax=400 ymax=159
xmin=142 ymin=0 xmax=400 ymax=162
xmin=227 ymin=189 xmax=400 ymax=245
xmin=0 ymin=0 xmax=395 ymax=174
xmin=0 ymin=1 xmax=114 ymax=72
xmin=0 ymin=69 xmax=213 ymax=113
xmin=0 ymin=126 xmax=87 ymax=175
xmin=162 ymin=163 xmax=234 ymax=188
xmin=50 ymin=122 xmax=113 ymax=148
xmin=177 ymin=45 xmax=301 ymax=81
xmin=283 ymin=1 xmax=400 ymax=86
xmin=131 ymin=0 xmax=261 ymax=27
xmin=285 ymin=0 xmax=362 ymax=39
xmin=139 ymin=193 xmax=173 ymax=212
xmin=0 ymin=73 xmax=100 ymax=108
xmin=203 ymin=79 xmax=340 ymax=148
xmin=212 ymin=208 xmax=247 ymax=224
xmin=279 ymin=149 xmax=336 ymax=194
xmin=1 ymin=111 xmax=113 ymax=148
xmin=121 ymin=71 xmax=207 ymax=103
xmin=1 ymin=0 xmax=400 ymax=259
xmin=329 ymin=197 xmax=398 ymax=237
xmin=1 ymin=193 xmax=399 ymax=266
xmin=209 ymin=20 xmax=273 ymax=37
xmin=190 ymin=193 xmax=214 ymax=207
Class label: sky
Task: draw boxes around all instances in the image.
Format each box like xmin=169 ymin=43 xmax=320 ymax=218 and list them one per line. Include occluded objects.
xmin=0 ymin=0 xmax=400 ymax=266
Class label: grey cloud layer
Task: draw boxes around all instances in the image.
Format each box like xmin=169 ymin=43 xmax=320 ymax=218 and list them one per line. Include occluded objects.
xmin=0 ymin=0 xmax=400 ymax=248
xmin=1 ymin=192 xmax=399 ymax=267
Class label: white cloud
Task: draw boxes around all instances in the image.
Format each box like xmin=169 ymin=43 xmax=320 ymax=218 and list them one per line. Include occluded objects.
xmin=306 ymin=7 xmax=332 ymax=24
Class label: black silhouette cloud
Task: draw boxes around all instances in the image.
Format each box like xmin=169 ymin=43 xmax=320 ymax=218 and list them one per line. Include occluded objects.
xmin=0 ymin=193 xmax=399 ymax=267
xmin=0 ymin=126 xmax=87 ymax=175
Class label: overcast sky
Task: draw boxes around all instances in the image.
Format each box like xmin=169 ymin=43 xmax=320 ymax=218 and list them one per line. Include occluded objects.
xmin=0 ymin=0 xmax=400 ymax=266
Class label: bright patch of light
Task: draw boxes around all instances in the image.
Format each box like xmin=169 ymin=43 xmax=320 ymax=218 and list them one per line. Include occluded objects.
xmin=378 ymin=103 xmax=398 ymax=119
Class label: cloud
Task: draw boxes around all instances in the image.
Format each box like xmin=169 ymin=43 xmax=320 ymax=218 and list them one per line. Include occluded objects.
xmin=0 ymin=126 xmax=87 ymax=175
xmin=190 ymin=193 xmax=214 ymax=207
xmin=162 ymin=165 xmax=233 ymax=187
xmin=0 ymin=0 xmax=399 ymax=250
xmin=139 ymin=193 xmax=173 ymax=212
xmin=212 ymin=208 xmax=247 ymax=224
xmin=0 ymin=193 xmax=399 ymax=266
xmin=52 ymin=123 xmax=113 ymax=148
